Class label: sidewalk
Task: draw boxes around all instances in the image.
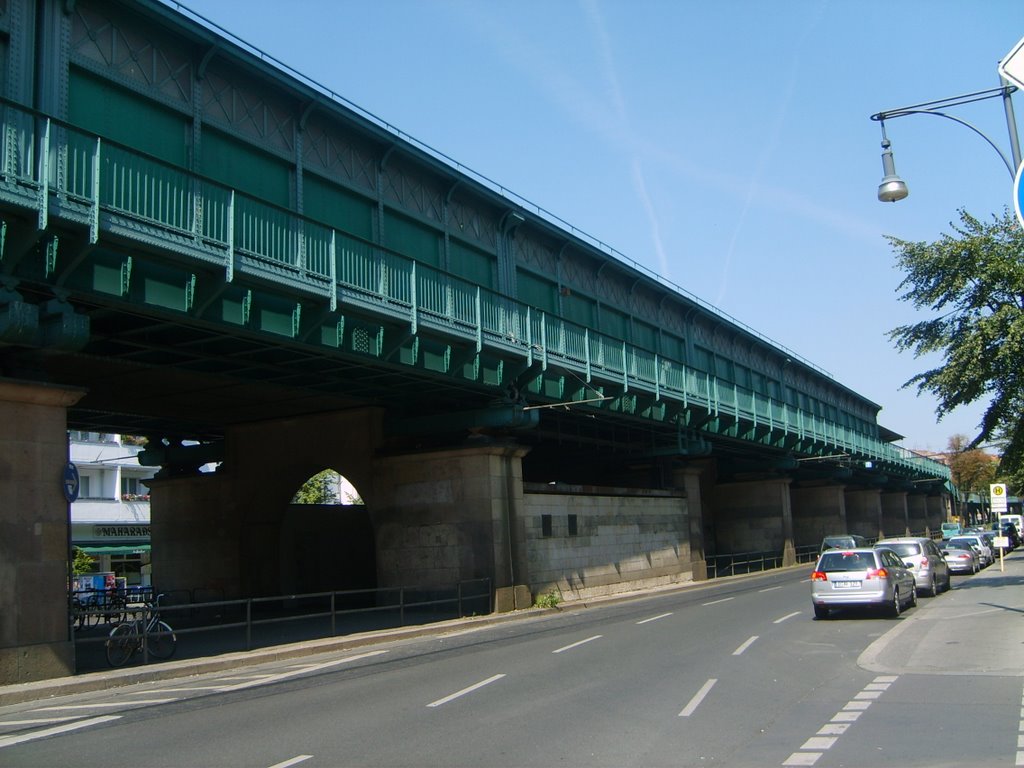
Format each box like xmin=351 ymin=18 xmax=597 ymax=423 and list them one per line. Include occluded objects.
xmin=860 ymin=549 xmax=1024 ymax=676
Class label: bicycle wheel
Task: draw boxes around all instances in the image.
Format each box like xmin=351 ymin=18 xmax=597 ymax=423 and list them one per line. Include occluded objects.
xmin=106 ymin=623 xmax=137 ymax=667
xmin=146 ymin=621 xmax=177 ymax=660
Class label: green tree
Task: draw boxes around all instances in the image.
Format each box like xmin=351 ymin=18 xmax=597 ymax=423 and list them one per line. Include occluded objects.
xmin=71 ymin=546 xmax=96 ymax=575
xmin=292 ymin=469 xmax=339 ymax=504
xmin=946 ymin=434 xmax=998 ymax=495
xmin=887 ymin=208 xmax=1024 ymax=477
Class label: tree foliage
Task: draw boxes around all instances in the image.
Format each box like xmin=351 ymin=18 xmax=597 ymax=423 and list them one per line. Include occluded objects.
xmin=887 ymin=208 xmax=1024 ymax=476
xmin=292 ymin=469 xmax=339 ymax=505
xmin=71 ymin=546 xmax=96 ymax=575
xmin=945 ymin=434 xmax=997 ymax=494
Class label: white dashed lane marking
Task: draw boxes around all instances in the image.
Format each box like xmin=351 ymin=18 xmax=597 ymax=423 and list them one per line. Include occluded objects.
xmin=732 ymin=636 xmax=759 ymax=655
xmin=678 ymin=678 xmax=717 ymax=717
xmin=427 ymin=674 xmax=506 ymax=708
xmin=552 ymin=635 xmax=603 ymax=654
xmin=702 ymin=597 xmax=735 ymax=607
xmin=636 ymin=612 xmax=673 ymax=625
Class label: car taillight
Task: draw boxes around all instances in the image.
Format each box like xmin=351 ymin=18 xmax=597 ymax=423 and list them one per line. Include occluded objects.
xmin=919 ymin=560 xmax=929 ymax=570
xmin=811 ymin=571 xmax=828 ymax=581
xmin=865 ymin=568 xmax=888 ymax=580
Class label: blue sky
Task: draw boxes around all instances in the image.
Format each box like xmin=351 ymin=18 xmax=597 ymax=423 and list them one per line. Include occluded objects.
xmin=176 ymin=0 xmax=1023 ymax=453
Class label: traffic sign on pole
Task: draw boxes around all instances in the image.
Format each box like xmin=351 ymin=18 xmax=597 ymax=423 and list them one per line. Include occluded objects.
xmin=62 ymin=462 xmax=80 ymax=503
xmin=991 ymin=483 xmax=1008 ymax=515
xmin=1000 ymin=36 xmax=1024 ymax=91
xmin=1016 ymin=163 xmax=1024 ymax=228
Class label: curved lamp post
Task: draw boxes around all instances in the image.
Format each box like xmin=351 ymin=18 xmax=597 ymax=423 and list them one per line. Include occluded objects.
xmin=870 ymin=80 xmax=1022 ymax=202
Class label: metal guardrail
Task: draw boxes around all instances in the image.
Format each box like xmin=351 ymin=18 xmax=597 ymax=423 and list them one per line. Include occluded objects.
xmin=707 ymin=550 xmax=792 ymax=579
xmin=706 ymin=535 xmax=943 ymax=578
xmin=71 ymin=579 xmax=492 ymax=670
xmin=0 ymin=97 xmax=950 ymax=481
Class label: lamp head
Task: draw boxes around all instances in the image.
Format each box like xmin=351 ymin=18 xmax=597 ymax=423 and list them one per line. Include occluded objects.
xmin=877 ymin=138 xmax=909 ymax=202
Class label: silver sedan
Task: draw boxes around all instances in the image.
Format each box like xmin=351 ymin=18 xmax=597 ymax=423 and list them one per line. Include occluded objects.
xmin=811 ymin=547 xmax=917 ymax=619
xmin=942 ymin=543 xmax=980 ymax=574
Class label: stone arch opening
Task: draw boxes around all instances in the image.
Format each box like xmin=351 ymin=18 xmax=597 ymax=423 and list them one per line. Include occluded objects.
xmin=280 ymin=467 xmax=376 ymax=595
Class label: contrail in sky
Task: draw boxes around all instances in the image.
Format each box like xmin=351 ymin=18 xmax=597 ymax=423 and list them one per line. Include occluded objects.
xmin=582 ymin=0 xmax=671 ymax=279
xmin=714 ymin=2 xmax=828 ymax=306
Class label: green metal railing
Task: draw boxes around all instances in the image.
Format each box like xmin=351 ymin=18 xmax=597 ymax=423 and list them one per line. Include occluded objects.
xmin=0 ymin=100 xmax=949 ymax=481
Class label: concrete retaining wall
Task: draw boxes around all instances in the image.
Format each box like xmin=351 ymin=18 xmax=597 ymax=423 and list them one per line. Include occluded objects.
xmin=524 ymin=485 xmax=691 ymax=601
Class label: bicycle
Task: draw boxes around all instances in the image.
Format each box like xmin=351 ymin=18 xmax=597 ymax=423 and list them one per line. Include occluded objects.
xmin=105 ymin=593 xmax=177 ymax=667
xmin=103 ymin=589 xmax=128 ymax=626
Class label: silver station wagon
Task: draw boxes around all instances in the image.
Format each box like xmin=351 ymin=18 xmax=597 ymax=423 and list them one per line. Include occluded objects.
xmin=811 ymin=547 xmax=917 ymax=619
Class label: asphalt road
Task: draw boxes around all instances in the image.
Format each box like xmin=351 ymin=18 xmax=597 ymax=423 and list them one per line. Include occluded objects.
xmin=2 ymin=561 xmax=1023 ymax=767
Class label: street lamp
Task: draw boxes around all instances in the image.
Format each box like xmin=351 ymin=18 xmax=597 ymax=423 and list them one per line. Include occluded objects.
xmin=870 ymin=80 xmax=1022 ymax=202
xmin=877 ymin=123 xmax=908 ymax=202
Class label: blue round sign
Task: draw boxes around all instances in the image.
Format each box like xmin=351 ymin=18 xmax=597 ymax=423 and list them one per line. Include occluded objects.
xmin=62 ymin=462 xmax=80 ymax=503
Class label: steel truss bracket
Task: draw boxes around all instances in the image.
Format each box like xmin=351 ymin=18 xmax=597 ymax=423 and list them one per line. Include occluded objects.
xmin=44 ymin=236 xmax=58 ymax=278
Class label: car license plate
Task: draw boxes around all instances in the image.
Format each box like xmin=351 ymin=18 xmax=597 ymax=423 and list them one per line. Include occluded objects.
xmin=832 ymin=580 xmax=860 ymax=589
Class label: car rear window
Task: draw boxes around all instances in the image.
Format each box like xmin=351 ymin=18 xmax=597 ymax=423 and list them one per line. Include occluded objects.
xmin=818 ymin=551 xmax=875 ymax=571
xmin=823 ymin=537 xmax=853 ymax=547
xmin=880 ymin=543 xmax=921 ymax=557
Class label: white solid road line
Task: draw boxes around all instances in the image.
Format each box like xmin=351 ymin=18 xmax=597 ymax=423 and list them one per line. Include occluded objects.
xmin=0 ymin=716 xmax=121 ymax=749
xmin=678 ymin=678 xmax=717 ymax=717
xmin=732 ymin=636 xmax=759 ymax=656
xmin=427 ymin=674 xmax=506 ymax=708
xmin=552 ymin=635 xmax=603 ymax=654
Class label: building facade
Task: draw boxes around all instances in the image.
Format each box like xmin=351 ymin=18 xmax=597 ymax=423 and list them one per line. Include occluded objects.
xmin=69 ymin=432 xmax=154 ymax=586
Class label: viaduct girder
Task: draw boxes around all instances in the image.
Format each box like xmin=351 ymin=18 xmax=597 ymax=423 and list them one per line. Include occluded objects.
xmin=0 ymin=98 xmax=949 ymax=490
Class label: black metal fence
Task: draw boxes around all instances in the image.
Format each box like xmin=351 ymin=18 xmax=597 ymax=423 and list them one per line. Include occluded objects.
xmin=71 ymin=578 xmax=491 ymax=673
xmin=707 ymin=530 xmax=945 ymax=579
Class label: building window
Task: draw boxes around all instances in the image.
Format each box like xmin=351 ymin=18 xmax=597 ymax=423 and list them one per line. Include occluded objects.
xmin=121 ymin=477 xmax=148 ymax=500
xmin=541 ymin=514 xmax=552 ymax=537
xmin=568 ymin=514 xmax=578 ymax=536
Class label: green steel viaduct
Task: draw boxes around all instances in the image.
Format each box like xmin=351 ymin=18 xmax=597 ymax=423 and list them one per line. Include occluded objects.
xmin=0 ymin=0 xmax=951 ymax=684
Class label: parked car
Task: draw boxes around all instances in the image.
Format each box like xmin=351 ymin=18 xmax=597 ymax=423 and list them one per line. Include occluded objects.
xmin=986 ymin=522 xmax=1018 ymax=552
xmin=811 ymin=547 xmax=917 ymax=619
xmin=995 ymin=522 xmax=1022 ymax=549
xmin=819 ymin=534 xmax=869 ymax=554
xmin=948 ymin=534 xmax=993 ymax=567
xmin=940 ymin=522 xmax=963 ymax=539
xmin=873 ymin=537 xmax=950 ymax=596
xmin=999 ymin=514 xmax=1024 ymax=537
xmin=978 ymin=530 xmax=1004 ymax=559
xmin=942 ymin=543 xmax=980 ymax=574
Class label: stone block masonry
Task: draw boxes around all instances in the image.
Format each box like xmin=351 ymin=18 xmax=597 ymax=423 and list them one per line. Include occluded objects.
xmin=524 ymin=484 xmax=691 ymax=601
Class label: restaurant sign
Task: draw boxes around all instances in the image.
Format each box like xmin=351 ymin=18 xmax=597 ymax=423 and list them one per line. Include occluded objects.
xmin=92 ymin=525 xmax=151 ymax=538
